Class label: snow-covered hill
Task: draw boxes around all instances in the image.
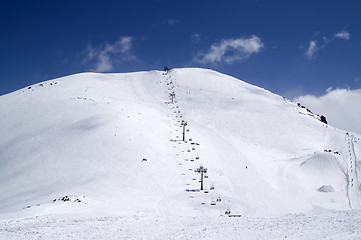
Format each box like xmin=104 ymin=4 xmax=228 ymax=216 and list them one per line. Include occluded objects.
xmin=0 ymin=68 xmax=360 ymax=219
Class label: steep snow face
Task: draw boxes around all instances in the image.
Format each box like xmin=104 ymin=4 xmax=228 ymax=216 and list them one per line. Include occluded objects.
xmin=0 ymin=68 xmax=360 ymax=217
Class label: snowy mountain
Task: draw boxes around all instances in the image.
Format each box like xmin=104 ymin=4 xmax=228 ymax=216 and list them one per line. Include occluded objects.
xmin=0 ymin=68 xmax=360 ymax=219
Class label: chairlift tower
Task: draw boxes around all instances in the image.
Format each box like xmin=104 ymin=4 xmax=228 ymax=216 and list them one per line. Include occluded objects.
xmin=169 ymin=92 xmax=175 ymax=103
xmin=195 ymin=165 xmax=207 ymax=190
xmin=181 ymin=120 xmax=188 ymax=141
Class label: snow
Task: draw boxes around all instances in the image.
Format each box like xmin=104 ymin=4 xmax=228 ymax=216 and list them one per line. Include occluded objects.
xmin=0 ymin=68 xmax=361 ymax=238
xmin=1 ymin=210 xmax=361 ymax=239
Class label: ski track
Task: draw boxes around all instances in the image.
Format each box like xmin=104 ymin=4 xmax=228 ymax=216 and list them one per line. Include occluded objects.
xmin=346 ymin=134 xmax=360 ymax=209
xmin=163 ymin=72 xmax=229 ymax=216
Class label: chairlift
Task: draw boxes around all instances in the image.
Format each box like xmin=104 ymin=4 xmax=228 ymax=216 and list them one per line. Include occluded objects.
xmin=211 ymin=201 xmax=216 ymax=206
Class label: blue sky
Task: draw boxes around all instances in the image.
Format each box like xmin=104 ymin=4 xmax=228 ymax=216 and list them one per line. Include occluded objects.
xmin=1 ymin=0 xmax=361 ymax=98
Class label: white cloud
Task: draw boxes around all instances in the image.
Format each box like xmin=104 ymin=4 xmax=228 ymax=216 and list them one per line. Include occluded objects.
xmin=304 ymin=30 xmax=351 ymax=60
xmin=334 ymin=30 xmax=350 ymax=40
xmin=83 ymin=37 xmax=136 ymax=72
xmin=305 ymin=40 xmax=319 ymax=60
xmin=294 ymin=88 xmax=361 ymax=134
xmin=195 ymin=35 xmax=264 ymax=64
xmin=326 ymin=86 xmax=334 ymax=93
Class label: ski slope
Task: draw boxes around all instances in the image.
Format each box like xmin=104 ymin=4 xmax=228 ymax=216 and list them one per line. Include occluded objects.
xmin=0 ymin=68 xmax=360 ymax=220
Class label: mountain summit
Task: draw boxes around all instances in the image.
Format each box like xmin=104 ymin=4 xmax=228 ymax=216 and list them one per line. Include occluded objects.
xmin=0 ymin=68 xmax=360 ymax=217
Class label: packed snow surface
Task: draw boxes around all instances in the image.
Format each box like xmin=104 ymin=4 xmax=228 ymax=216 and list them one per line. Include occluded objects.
xmin=1 ymin=210 xmax=361 ymax=240
xmin=0 ymin=68 xmax=361 ymax=238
